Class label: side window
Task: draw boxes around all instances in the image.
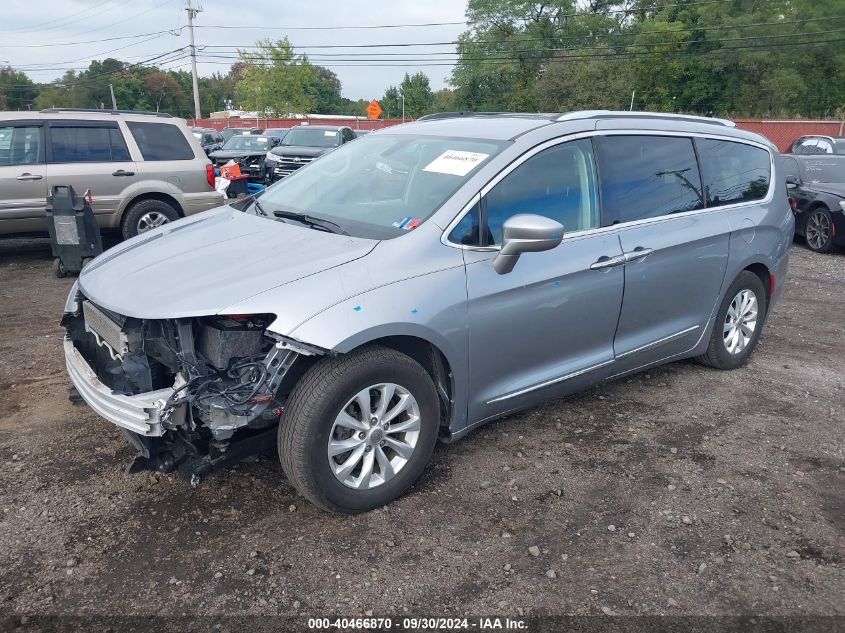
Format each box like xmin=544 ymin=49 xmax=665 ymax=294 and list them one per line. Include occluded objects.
xmin=109 ymin=128 xmax=130 ymax=161
xmin=795 ymin=138 xmax=824 ymax=154
xmin=448 ymin=201 xmax=481 ymax=246
xmin=50 ymin=126 xmax=122 ymax=163
xmin=485 ymin=138 xmax=599 ymax=245
xmin=697 ymin=139 xmax=771 ymax=206
xmin=595 ymin=135 xmax=703 ymax=225
xmin=815 ymin=139 xmax=833 ymax=154
xmin=0 ymin=125 xmax=41 ymax=166
xmin=126 ymin=121 xmax=195 ymax=161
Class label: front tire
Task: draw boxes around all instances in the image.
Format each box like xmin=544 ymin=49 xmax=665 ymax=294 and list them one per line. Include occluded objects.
xmin=278 ymin=346 xmax=439 ymax=514
xmin=121 ymin=199 xmax=180 ymax=240
xmin=804 ymin=207 xmax=834 ymax=253
xmin=697 ymin=271 xmax=767 ymax=370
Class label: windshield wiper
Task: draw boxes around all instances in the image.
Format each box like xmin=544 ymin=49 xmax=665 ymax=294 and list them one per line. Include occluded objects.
xmin=271 ymin=208 xmax=348 ymax=235
xmin=250 ymin=197 xmax=270 ymax=217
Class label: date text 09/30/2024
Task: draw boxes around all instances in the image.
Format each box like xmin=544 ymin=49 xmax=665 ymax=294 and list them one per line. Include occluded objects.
xmin=307 ymin=617 xmax=528 ymax=630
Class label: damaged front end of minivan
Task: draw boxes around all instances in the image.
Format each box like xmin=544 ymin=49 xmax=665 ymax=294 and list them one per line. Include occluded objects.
xmin=61 ymin=284 xmax=325 ymax=483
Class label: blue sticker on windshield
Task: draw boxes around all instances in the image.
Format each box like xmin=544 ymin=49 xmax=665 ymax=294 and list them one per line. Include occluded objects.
xmin=393 ymin=217 xmax=420 ymax=230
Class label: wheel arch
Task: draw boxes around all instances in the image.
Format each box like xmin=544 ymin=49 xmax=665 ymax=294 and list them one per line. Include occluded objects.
xmin=119 ymin=192 xmax=185 ymax=229
xmin=742 ymin=261 xmax=772 ymax=305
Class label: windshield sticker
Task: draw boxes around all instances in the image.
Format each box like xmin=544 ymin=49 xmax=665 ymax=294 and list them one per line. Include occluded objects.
xmin=392 ymin=216 xmax=420 ymax=230
xmin=423 ymin=150 xmax=490 ymax=177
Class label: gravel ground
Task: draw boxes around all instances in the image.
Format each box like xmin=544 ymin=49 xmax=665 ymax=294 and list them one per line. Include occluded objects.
xmin=0 ymin=237 xmax=842 ymax=624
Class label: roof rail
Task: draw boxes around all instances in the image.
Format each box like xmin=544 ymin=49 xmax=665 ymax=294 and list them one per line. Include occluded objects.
xmin=556 ymin=110 xmax=735 ymax=127
xmin=416 ymin=111 xmax=556 ymax=122
xmin=40 ymin=108 xmax=174 ymax=118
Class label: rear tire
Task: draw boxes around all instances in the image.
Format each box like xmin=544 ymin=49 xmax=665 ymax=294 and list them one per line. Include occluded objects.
xmin=697 ymin=271 xmax=767 ymax=370
xmin=121 ymin=199 xmax=180 ymax=240
xmin=278 ymin=345 xmax=439 ymax=514
xmin=804 ymin=207 xmax=834 ymax=253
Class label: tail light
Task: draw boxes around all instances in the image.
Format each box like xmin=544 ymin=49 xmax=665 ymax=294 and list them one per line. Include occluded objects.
xmin=205 ymin=163 xmax=215 ymax=188
xmin=788 ymin=197 xmax=798 ymax=213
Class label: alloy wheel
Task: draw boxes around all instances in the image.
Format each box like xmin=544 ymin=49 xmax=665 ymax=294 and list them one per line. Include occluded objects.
xmin=806 ymin=210 xmax=831 ymax=251
xmin=137 ymin=211 xmax=171 ymax=233
xmin=723 ymin=289 xmax=758 ymax=355
xmin=327 ymin=383 xmax=421 ymax=490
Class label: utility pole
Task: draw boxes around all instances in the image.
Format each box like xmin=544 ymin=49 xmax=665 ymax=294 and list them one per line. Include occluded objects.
xmin=109 ymin=83 xmax=117 ymax=110
xmin=186 ymin=0 xmax=202 ymax=121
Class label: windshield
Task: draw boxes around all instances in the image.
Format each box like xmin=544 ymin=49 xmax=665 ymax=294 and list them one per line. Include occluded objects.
xmin=800 ymin=157 xmax=845 ymax=183
xmin=223 ymin=136 xmax=270 ymax=151
xmin=282 ymin=128 xmax=340 ymax=148
xmin=250 ymin=133 xmax=506 ymax=239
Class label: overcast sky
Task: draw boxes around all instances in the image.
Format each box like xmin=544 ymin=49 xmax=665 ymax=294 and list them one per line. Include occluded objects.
xmin=2 ymin=0 xmax=468 ymax=100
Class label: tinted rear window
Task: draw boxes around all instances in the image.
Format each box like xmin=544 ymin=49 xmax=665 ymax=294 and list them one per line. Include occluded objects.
xmin=596 ymin=135 xmax=704 ymax=225
xmin=127 ymin=122 xmax=194 ymax=161
xmin=697 ymin=139 xmax=770 ymax=206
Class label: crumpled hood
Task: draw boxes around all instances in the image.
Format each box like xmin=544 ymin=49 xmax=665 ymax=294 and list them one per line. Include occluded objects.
xmin=79 ymin=206 xmax=377 ymax=319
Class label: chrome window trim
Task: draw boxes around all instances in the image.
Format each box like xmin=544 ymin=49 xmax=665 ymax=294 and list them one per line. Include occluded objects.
xmin=441 ymin=128 xmax=776 ymax=251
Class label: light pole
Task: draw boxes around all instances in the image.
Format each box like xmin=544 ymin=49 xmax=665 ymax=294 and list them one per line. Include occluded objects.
xmin=401 ymin=93 xmax=405 ymax=123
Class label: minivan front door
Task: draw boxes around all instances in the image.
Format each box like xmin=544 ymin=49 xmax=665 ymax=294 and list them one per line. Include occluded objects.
xmin=594 ymin=134 xmax=730 ymax=375
xmin=461 ymin=138 xmax=625 ymax=423
xmin=0 ymin=123 xmax=47 ymax=234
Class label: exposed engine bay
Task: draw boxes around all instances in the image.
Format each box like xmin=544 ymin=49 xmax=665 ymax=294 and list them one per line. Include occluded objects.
xmin=62 ymin=290 xmax=324 ymax=482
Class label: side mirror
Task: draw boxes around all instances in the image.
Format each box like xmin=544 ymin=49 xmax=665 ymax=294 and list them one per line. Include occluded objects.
xmin=785 ymin=175 xmax=800 ymax=187
xmin=493 ymin=214 xmax=564 ymax=275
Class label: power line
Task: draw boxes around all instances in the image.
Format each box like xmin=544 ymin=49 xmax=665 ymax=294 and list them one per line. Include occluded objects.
xmin=0 ymin=0 xmax=134 ymax=34
xmin=192 ymin=37 xmax=845 ymax=67
xmin=197 ymin=27 xmax=845 ymax=60
xmin=0 ymin=29 xmax=182 ymax=49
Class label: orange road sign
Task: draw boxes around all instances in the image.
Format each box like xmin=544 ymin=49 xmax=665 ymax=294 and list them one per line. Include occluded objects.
xmin=366 ymin=99 xmax=382 ymax=120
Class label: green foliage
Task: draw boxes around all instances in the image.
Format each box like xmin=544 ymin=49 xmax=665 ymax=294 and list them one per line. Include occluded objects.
xmin=382 ymin=72 xmax=436 ymax=118
xmin=451 ymin=0 xmax=845 ymax=117
xmin=234 ymin=38 xmax=317 ymax=116
xmin=0 ymin=67 xmax=37 ymax=111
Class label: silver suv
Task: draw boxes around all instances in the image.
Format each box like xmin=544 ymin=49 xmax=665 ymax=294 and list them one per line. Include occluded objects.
xmin=62 ymin=111 xmax=793 ymax=513
xmin=0 ymin=109 xmax=224 ymax=239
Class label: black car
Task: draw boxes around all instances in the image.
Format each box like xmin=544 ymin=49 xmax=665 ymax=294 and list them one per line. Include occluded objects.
xmin=788 ymin=135 xmax=845 ymax=156
xmin=221 ymin=126 xmax=262 ymax=143
xmin=781 ymin=154 xmax=845 ymax=253
xmin=264 ymin=125 xmax=357 ymax=182
xmin=209 ymin=134 xmax=281 ymax=182
xmin=191 ymin=127 xmax=224 ymax=156
xmin=262 ymin=127 xmax=290 ymax=141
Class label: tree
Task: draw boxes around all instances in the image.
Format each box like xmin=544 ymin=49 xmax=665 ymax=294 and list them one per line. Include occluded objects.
xmin=235 ymin=38 xmax=317 ymax=115
xmin=399 ymin=72 xmax=434 ymax=118
xmin=0 ymin=67 xmax=38 ymax=111
xmin=306 ymin=66 xmax=347 ymax=114
xmin=381 ymin=85 xmax=400 ymax=118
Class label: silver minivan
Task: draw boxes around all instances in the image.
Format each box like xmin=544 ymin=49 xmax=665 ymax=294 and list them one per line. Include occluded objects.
xmin=0 ymin=109 xmax=224 ymax=239
xmin=62 ymin=111 xmax=793 ymax=513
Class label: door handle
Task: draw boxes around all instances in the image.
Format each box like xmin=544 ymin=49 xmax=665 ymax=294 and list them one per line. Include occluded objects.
xmin=112 ymin=169 xmax=135 ymax=176
xmin=16 ymin=173 xmax=43 ymax=181
xmin=623 ymin=247 xmax=654 ymax=263
xmin=590 ymin=254 xmax=626 ymax=270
